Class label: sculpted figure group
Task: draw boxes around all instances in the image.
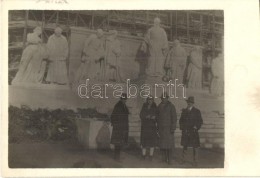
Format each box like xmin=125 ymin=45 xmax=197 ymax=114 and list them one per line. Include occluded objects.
xmin=12 ymin=18 xmax=222 ymax=94
xmin=12 ymin=27 xmax=69 ymax=85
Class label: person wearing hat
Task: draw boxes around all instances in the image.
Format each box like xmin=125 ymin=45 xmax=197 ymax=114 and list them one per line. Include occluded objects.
xmin=146 ymin=17 xmax=168 ymax=77
xmin=46 ymin=26 xmax=69 ymax=85
xmin=104 ymin=30 xmax=122 ymax=82
xmin=157 ymin=92 xmax=177 ymax=164
xmin=110 ymin=93 xmax=130 ymax=161
xmin=179 ymin=96 xmax=203 ymax=167
xmin=139 ymin=95 xmax=158 ymax=161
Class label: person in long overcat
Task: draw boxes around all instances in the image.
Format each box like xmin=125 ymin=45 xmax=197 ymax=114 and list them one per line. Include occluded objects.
xmin=139 ymin=95 xmax=158 ymax=161
xmin=157 ymin=92 xmax=177 ymax=165
xmin=179 ymin=96 xmax=203 ymax=167
xmin=110 ymin=93 xmax=129 ymax=161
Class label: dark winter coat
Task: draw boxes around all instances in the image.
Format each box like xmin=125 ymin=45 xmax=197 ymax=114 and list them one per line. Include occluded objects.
xmin=140 ymin=102 xmax=158 ymax=147
xmin=179 ymin=107 xmax=203 ymax=148
xmin=157 ymin=101 xmax=177 ymax=149
xmin=110 ymin=100 xmax=129 ymax=146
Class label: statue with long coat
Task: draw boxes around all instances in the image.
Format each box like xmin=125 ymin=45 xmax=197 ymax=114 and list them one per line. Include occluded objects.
xmin=74 ymin=29 xmax=105 ymax=84
xmin=186 ymin=47 xmax=202 ymax=89
xmin=12 ymin=27 xmax=48 ymax=85
xmin=146 ymin=18 xmax=168 ymax=77
xmin=46 ymin=27 xmax=69 ymax=85
xmin=164 ymin=40 xmax=187 ymax=82
xmin=105 ymin=30 xmax=122 ymax=82
xmin=211 ymin=53 xmax=224 ymax=96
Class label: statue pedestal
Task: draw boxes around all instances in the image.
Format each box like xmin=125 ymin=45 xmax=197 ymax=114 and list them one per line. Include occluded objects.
xmin=9 ymin=80 xmax=224 ymax=149
xmin=11 ymin=82 xmax=70 ymax=90
xmin=76 ymin=118 xmax=113 ymax=149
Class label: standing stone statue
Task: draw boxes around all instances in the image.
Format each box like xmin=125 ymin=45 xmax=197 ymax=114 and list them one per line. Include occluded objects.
xmin=210 ymin=52 xmax=224 ymax=96
xmin=46 ymin=27 xmax=69 ymax=85
xmin=105 ymin=30 xmax=122 ymax=82
xmin=12 ymin=27 xmax=48 ymax=85
xmin=146 ymin=17 xmax=168 ymax=77
xmin=186 ymin=46 xmax=202 ymax=89
xmin=74 ymin=29 xmax=105 ymax=84
xmin=164 ymin=39 xmax=187 ymax=83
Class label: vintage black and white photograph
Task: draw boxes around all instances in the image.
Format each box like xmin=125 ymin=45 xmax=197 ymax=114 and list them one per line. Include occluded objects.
xmin=8 ymin=10 xmax=224 ymax=168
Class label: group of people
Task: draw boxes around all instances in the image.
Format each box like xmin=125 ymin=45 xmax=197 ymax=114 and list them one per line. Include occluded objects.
xmin=12 ymin=26 xmax=69 ymax=85
xmin=110 ymin=93 xmax=203 ymax=167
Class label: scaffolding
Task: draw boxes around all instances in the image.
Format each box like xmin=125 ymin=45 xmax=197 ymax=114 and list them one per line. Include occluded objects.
xmin=8 ymin=10 xmax=224 ymax=87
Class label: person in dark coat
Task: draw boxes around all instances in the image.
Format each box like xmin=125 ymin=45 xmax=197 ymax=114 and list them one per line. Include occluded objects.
xmin=157 ymin=92 xmax=177 ymax=164
xmin=139 ymin=95 xmax=158 ymax=160
xmin=110 ymin=93 xmax=129 ymax=161
xmin=179 ymin=96 xmax=203 ymax=167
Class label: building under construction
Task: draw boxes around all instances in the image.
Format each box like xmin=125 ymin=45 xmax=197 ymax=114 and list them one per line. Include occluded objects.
xmin=9 ymin=10 xmax=224 ymax=88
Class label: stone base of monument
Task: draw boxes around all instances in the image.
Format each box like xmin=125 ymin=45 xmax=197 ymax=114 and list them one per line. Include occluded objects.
xmin=75 ymin=118 xmax=140 ymax=149
xmin=11 ymin=82 xmax=70 ymax=90
xmin=9 ymin=84 xmax=224 ymax=149
xmin=75 ymin=118 xmax=113 ymax=149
